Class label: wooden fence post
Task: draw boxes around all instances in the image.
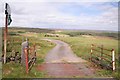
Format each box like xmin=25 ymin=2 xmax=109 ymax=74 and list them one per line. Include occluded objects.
xmin=101 ymin=45 xmax=103 ymax=60
xmin=112 ymin=49 xmax=115 ymax=71
xmin=3 ymin=14 xmax=8 ymax=64
xmin=90 ymin=44 xmax=93 ymax=61
xmin=24 ymin=48 xmax=29 ymax=73
xmin=33 ymin=44 xmax=36 ymax=57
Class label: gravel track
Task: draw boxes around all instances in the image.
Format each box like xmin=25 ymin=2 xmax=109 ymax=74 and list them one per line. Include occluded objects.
xmin=37 ymin=39 xmax=95 ymax=77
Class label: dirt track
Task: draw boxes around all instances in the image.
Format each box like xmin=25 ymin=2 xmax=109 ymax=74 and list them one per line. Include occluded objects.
xmin=44 ymin=39 xmax=86 ymax=63
xmin=37 ymin=39 xmax=95 ymax=77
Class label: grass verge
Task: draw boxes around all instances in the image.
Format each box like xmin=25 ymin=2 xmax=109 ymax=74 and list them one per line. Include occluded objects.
xmin=47 ymin=35 xmax=118 ymax=78
xmin=2 ymin=30 xmax=55 ymax=78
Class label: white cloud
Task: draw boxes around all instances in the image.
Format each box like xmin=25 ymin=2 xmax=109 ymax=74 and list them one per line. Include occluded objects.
xmin=1 ymin=0 xmax=119 ymax=3
xmin=0 ymin=1 xmax=118 ymax=31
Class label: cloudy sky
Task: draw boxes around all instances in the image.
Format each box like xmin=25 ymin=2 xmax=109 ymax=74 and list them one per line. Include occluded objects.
xmin=0 ymin=0 xmax=119 ymax=31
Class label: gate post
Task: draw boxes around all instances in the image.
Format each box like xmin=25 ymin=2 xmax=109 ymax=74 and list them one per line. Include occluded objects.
xmin=21 ymin=39 xmax=29 ymax=66
xmin=24 ymin=48 xmax=29 ymax=73
xmin=112 ymin=49 xmax=115 ymax=71
xmin=90 ymin=44 xmax=93 ymax=61
xmin=101 ymin=45 xmax=103 ymax=60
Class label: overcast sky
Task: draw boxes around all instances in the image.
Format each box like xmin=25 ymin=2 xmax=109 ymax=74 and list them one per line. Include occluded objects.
xmin=0 ymin=0 xmax=119 ymax=31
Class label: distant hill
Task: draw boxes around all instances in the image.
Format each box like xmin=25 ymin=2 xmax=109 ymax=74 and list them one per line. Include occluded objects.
xmin=2 ymin=27 xmax=119 ymax=40
xmin=57 ymin=30 xmax=119 ymax=40
xmin=2 ymin=27 xmax=55 ymax=33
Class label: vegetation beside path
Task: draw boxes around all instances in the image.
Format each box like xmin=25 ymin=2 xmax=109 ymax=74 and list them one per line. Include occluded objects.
xmin=2 ymin=27 xmax=119 ymax=78
xmin=2 ymin=28 xmax=55 ymax=78
xmin=47 ymin=31 xmax=119 ymax=78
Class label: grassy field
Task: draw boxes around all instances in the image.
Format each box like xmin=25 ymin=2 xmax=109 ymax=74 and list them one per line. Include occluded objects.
xmin=50 ymin=36 xmax=118 ymax=60
xmin=2 ymin=28 xmax=55 ymax=78
xmin=45 ymin=31 xmax=119 ymax=78
xmin=2 ymin=27 xmax=119 ymax=78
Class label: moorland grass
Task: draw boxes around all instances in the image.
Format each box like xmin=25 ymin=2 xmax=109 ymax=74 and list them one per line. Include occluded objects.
xmin=2 ymin=30 xmax=55 ymax=78
xmin=2 ymin=28 xmax=119 ymax=78
xmin=48 ymin=35 xmax=118 ymax=78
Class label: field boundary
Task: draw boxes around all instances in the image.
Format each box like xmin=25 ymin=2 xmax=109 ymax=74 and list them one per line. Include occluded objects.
xmin=24 ymin=44 xmax=36 ymax=73
xmin=90 ymin=44 xmax=116 ymax=71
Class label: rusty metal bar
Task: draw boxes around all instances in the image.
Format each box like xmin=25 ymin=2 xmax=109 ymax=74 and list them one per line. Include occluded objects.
xmin=98 ymin=47 xmax=112 ymax=52
xmin=92 ymin=49 xmax=101 ymax=53
xmin=92 ymin=53 xmax=100 ymax=58
xmin=102 ymin=52 xmax=112 ymax=57
xmin=28 ymin=58 xmax=36 ymax=71
xmin=101 ymin=57 xmax=111 ymax=63
xmin=24 ymin=48 xmax=29 ymax=73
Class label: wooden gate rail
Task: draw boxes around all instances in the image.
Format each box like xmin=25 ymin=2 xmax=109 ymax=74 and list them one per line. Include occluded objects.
xmin=90 ymin=44 xmax=115 ymax=71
